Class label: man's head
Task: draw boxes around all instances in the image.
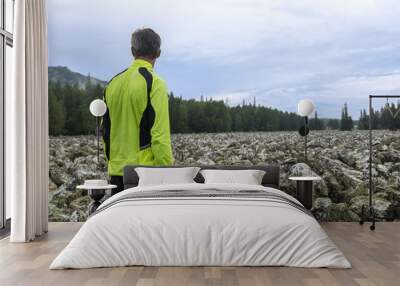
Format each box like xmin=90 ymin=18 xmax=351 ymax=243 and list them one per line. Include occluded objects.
xmin=131 ymin=28 xmax=161 ymax=63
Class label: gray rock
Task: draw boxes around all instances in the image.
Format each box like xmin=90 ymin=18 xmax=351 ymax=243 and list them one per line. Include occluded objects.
xmin=196 ymin=158 xmax=215 ymax=165
xmin=48 ymin=130 xmax=400 ymax=222
xmin=314 ymin=197 xmax=332 ymax=209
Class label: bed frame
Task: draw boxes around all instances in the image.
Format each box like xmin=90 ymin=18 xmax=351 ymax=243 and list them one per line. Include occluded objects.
xmin=123 ymin=165 xmax=280 ymax=190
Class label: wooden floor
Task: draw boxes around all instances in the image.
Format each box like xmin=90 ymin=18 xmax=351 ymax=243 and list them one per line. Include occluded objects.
xmin=0 ymin=222 xmax=399 ymax=286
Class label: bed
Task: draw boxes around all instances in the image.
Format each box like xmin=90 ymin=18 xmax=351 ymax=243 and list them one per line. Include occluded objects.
xmin=50 ymin=165 xmax=351 ymax=269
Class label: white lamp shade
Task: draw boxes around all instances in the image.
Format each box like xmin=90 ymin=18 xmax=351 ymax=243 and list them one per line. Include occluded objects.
xmin=297 ymin=99 xmax=315 ymax=117
xmin=89 ymin=99 xmax=107 ymax=117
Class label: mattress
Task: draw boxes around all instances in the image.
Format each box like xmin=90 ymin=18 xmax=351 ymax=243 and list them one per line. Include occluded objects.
xmin=50 ymin=183 xmax=351 ymax=269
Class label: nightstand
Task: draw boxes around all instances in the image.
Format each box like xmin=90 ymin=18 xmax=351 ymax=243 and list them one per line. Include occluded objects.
xmin=289 ymin=176 xmax=321 ymax=210
xmin=77 ymin=184 xmax=117 ymax=215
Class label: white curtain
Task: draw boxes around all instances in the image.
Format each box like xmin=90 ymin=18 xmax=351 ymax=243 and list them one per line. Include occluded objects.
xmin=7 ymin=0 xmax=49 ymax=242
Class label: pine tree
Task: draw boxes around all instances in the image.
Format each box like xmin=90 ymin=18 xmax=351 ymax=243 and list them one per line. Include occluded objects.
xmin=358 ymin=109 xmax=369 ymax=130
xmin=340 ymin=103 xmax=353 ymax=131
xmin=48 ymin=86 xmax=66 ymax=135
xmin=309 ymin=111 xmax=325 ymax=130
xmin=327 ymin=119 xmax=340 ymax=130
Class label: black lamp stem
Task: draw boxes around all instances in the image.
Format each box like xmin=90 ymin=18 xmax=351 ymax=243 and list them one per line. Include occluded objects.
xmin=96 ymin=116 xmax=100 ymax=164
xmin=304 ymin=116 xmax=308 ymax=162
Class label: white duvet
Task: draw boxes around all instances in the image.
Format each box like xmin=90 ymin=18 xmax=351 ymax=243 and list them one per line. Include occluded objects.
xmin=50 ymin=183 xmax=351 ymax=269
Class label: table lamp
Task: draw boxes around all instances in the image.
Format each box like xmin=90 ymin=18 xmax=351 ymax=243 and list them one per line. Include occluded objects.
xmin=297 ymin=99 xmax=315 ymax=162
xmin=89 ymin=99 xmax=107 ymax=163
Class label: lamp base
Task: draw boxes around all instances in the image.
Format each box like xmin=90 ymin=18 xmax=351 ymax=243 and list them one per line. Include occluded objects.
xmin=296 ymin=180 xmax=313 ymax=210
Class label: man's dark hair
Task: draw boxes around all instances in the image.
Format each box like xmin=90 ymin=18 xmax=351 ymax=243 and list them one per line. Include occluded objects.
xmin=131 ymin=28 xmax=161 ymax=59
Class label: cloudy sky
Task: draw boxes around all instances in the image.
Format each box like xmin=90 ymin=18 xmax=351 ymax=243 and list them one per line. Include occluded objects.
xmin=48 ymin=0 xmax=400 ymax=118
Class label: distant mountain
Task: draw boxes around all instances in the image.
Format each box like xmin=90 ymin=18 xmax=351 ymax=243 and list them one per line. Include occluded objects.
xmin=48 ymin=66 xmax=106 ymax=89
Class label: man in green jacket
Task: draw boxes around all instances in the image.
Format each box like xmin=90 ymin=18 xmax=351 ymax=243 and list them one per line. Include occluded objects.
xmin=102 ymin=28 xmax=174 ymax=194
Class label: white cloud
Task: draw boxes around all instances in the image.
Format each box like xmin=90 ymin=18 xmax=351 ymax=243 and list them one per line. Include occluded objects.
xmin=49 ymin=0 xmax=400 ymax=61
xmin=204 ymin=72 xmax=400 ymax=118
xmin=207 ymin=89 xmax=259 ymax=105
xmin=324 ymin=73 xmax=400 ymax=102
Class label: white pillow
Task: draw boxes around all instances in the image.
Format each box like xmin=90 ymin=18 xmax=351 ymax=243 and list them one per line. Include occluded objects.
xmin=200 ymin=169 xmax=266 ymax=185
xmin=135 ymin=167 xmax=200 ymax=186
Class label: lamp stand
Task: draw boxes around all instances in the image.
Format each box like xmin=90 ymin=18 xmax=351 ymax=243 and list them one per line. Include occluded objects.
xmin=298 ymin=116 xmax=310 ymax=163
xmin=96 ymin=116 xmax=100 ymax=164
xmin=359 ymin=94 xmax=400 ymax=231
xmin=304 ymin=116 xmax=308 ymax=162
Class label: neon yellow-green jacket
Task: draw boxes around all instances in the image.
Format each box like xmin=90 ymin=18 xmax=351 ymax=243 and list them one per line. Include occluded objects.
xmin=102 ymin=59 xmax=174 ymax=176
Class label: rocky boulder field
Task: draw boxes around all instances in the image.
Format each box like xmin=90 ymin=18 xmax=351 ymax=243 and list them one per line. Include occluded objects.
xmin=49 ymin=130 xmax=400 ymax=222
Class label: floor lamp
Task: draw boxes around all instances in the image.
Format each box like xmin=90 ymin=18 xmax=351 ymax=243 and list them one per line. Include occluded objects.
xmin=359 ymin=94 xmax=400 ymax=231
xmin=297 ymin=99 xmax=315 ymax=162
xmin=89 ymin=99 xmax=107 ymax=164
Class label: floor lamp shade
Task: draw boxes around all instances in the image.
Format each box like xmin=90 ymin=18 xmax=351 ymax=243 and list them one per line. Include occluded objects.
xmin=89 ymin=99 xmax=107 ymax=117
xmin=298 ymin=99 xmax=315 ymax=117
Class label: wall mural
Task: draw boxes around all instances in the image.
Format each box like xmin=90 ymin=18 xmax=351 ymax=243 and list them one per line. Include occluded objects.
xmin=47 ymin=68 xmax=400 ymax=222
xmin=47 ymin=1 xmax=400 ymax=223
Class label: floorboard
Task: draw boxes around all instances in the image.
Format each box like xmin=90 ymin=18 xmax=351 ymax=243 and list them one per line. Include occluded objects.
xmin=0 ymin=222 xmax=399 ymax=286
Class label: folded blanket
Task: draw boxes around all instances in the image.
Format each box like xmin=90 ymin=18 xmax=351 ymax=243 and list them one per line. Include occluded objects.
xmin=92 ymin=188 xmax=312 ymax=218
